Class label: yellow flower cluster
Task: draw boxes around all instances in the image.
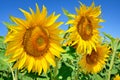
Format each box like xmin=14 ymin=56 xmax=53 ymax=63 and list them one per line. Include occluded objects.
xmin=5 ymin=4 xmax=64 ymax=75
xmin=4 ymin=2 xmax=110 ymax=75
xmin=114 ymin=74 xmax=120 ymax=80
xmin=66 ymin=2 xmax=110 ymax=73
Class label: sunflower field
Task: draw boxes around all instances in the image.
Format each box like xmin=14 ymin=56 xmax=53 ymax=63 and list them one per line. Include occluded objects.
xmin=0 ymin=2 xmax=120 ymax=80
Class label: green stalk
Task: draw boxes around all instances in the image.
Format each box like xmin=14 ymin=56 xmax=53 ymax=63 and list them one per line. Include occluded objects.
xmin=74 ymin=56 xmax=80 ymax=80
xmin=107 ymin=49 xmax=116 ymax=80
xmin=8 ymin=64 xmax=15 ymax=80
xmin=50 ymin=58 xmax=60 ymax=80
xmin=53 ymin=58 xmax=59 ymax=80
xmin=107 ymin=39 xmax=119 ymax=80
xmin=74 ymin=65 xmax=79 ymax=80
xmin=15 ymin=69 xmax=18 ymax=80
xmin=50 ymin=68 xmax=54 ymax=80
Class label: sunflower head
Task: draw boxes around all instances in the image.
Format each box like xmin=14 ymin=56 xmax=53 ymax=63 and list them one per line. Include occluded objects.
xmin=5 ymin=4 xmax=64 ymax=75
xmin=66 ymin=2 xmax=103 ymax=54
xmin=113 ymin=74 xmax=120 ymax=80
xmin=79 ymin=44 xmax=110 ymax=73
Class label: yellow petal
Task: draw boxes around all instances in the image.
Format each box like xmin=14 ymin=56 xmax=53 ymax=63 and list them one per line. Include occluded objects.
xmin=12 ymin=53 xmax=24 ymax=69
xmin=6 ymin=25 xmax=24 ymax=32
xmin=50 ymin=34 xmax=62 ymax=41
xmin=29 ymin=7 xmax=35 ymax=15
xmin=83 ymin=41 xmax=87 ymax=53
xmin=19 ymin=8 xmax=32 ymax=20
xmin=50 ymin=43 xmax=65 ymax=52
xmin=41 ymin=57 xmax=48 ymax=74
xmin=36 ymin=3 xmax=40 ymax=14
xmin=49 ymin=47 xmax=60 ymax=58
xmin=91 ymin=2 xmax=95 ymax=8
xmin=68 ymin=14 xmax=75 ymax=18
xmin=75 ymin=7 xmax=79 ymax=14
xmin=10 ymin=48 xmax=23 ymax=59
xmin=41 ymin=5 xmax=47 ymax=19
xmin=10 ymin=16 xmax=28 ymax=28
xmin=71 ymin=40 xmax=79 ymax=46
xmin=33 ymin=59 xmax=39 ymax=73
xmin=8 ymin=48 xmax=23 ymax=62
xmin=5 ymin=42 xmax=22 ymax=55
xmin=45 ymin=13 xmax=60 ymax=26
xmin=45 ymin=52 xmax=56 ymax=67
xmin=5 ymin=33 xmax=23 ymax=43
xmin=27 ymin=56 xmax=34 ymax=73
xmin=36 ymin=59 xmax=42 ymax=75
xmin=89 ymin=41 xmax=96 ymax=51
xmin=77 ymin=40 xmax=83 ymax=53
xmin=99 ymin=19 xmax=105 ymax=22
xmin=66 ymin=26 xmax=76 ymax=33
xmin=87 ymin=41 xmax=92 ymax=54
xmin=66 ymin=20 xmax=74 ymax=25
xmin=47 ymin=22 xmax=63 ymax=29
xmin=18 ymin=53 xmax=26 ymax=69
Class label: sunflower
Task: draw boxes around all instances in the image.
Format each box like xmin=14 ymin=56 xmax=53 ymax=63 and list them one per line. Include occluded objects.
xmin=113 ymin=74 xmax=120 ymax=80
xmin=5 ymin=4 xmax=64 ymax=75
xmin=66 ymin=2 xmax=103 ymax=54
xmin=79 ymin=44 xmax=110 ymax=73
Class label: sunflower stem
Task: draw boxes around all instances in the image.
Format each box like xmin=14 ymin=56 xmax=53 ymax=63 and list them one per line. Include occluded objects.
xmin=74 ymin=54 xmax=80 ymax=80
xmin=15 ymin=69 xmax=18 ymax=80
xmin=50 ymin=69 xmax=54 ymax=80
xmin=51 ymin=58 xmax=59 ymax=80
xmin=107 ymin=39 xmax=119 ymax=80
xmin=8 ymin=63 xmax=15 ymax=80
xmin=74 ymin=65 xmax=79 ymax=80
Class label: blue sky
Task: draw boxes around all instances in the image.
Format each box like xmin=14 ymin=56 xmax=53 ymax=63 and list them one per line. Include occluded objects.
xmin=0 ymin=0 xmax=120 ymax=38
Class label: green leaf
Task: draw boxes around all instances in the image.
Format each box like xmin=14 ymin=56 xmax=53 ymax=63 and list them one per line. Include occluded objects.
xmin=62 ymin=8 xmax=74 ymax=20
xmin=3 ymin=22 xmax=16 ymax=31
xmin=102 ymin=32 xmax=115 ymax=43
xmin=111 ymin=68 xmax=118 ymax=74
xmin=57 ymin=62 xmax=73 ymax=80
xmin=18 ymin=72 xmax=33 ymax=80
xmin=3 ymin=22 xmax=16 ymax=27
xmin=0 ymin=78 xmax=4 ymax=80
xmin=67 ymin=77 xmax=71 ymax=80
xmin=23 ymin=71 xmax=49 ymax=80
xmin=79 ymin=73 xmax=90 ymax=80
xmin=112 ymin=39 xmax=119 ymax=51
xmin=0 ymin=36 xmax=6 ymax=49
xmin=117 ymin=40 xmax=120 ymax=52
xmin=0 ymin=50 xmax=9 ymax=70
xmin=92 ymin=74 xmax=103 ymax=80
xmin=0 ymin=49 xmax=13 ymax=80
xmin=0 ymin=36 xmax=4 ymax=42
xmin=62 ymin=46 xmax=76 ymax=59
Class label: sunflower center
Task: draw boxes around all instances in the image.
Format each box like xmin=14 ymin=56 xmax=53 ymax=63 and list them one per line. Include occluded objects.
xmin=23 ymin=26 xmax=49 ymax=57
xmin=86 ymin=50 xmax=98 ymax=65
xmin=77 ymin=16 xmax=93 ymax=40
xmin=37 ymin=37 xmax=45 ymax=46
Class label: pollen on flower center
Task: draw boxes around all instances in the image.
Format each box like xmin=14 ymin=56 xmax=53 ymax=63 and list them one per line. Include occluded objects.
xmin=77 ymin=16 xmax=93 ymax=40
xmin=86 ymin=50 xmax=98 ymax=65
xmin=23 ymin=26 xmax=49 ymax=57
xmin=37 ymin=37 xmax=45 ymax=46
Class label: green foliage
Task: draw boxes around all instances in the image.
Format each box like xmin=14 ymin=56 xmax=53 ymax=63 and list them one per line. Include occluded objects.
xmin=18 ymin=71 xmax=49 ymax=80
xmin=0 ymin=34 xmax=120 ymax=80
xmin=62 ymin=8 xmax=74 ymax=20
xmin=3 ymin=22 xmax=17 ymax=31
xmin=103 ymin=32 xmax=115 ymax=43
xmin=92 ymin=74 xmax=103 ymax=80
xmin=1 ymin=1 xmax=120 ymax=80
xmin=57 ymin=62 xmax=73 ymax=80
xmin=0 ymin=36 xmax=13 ymax=80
